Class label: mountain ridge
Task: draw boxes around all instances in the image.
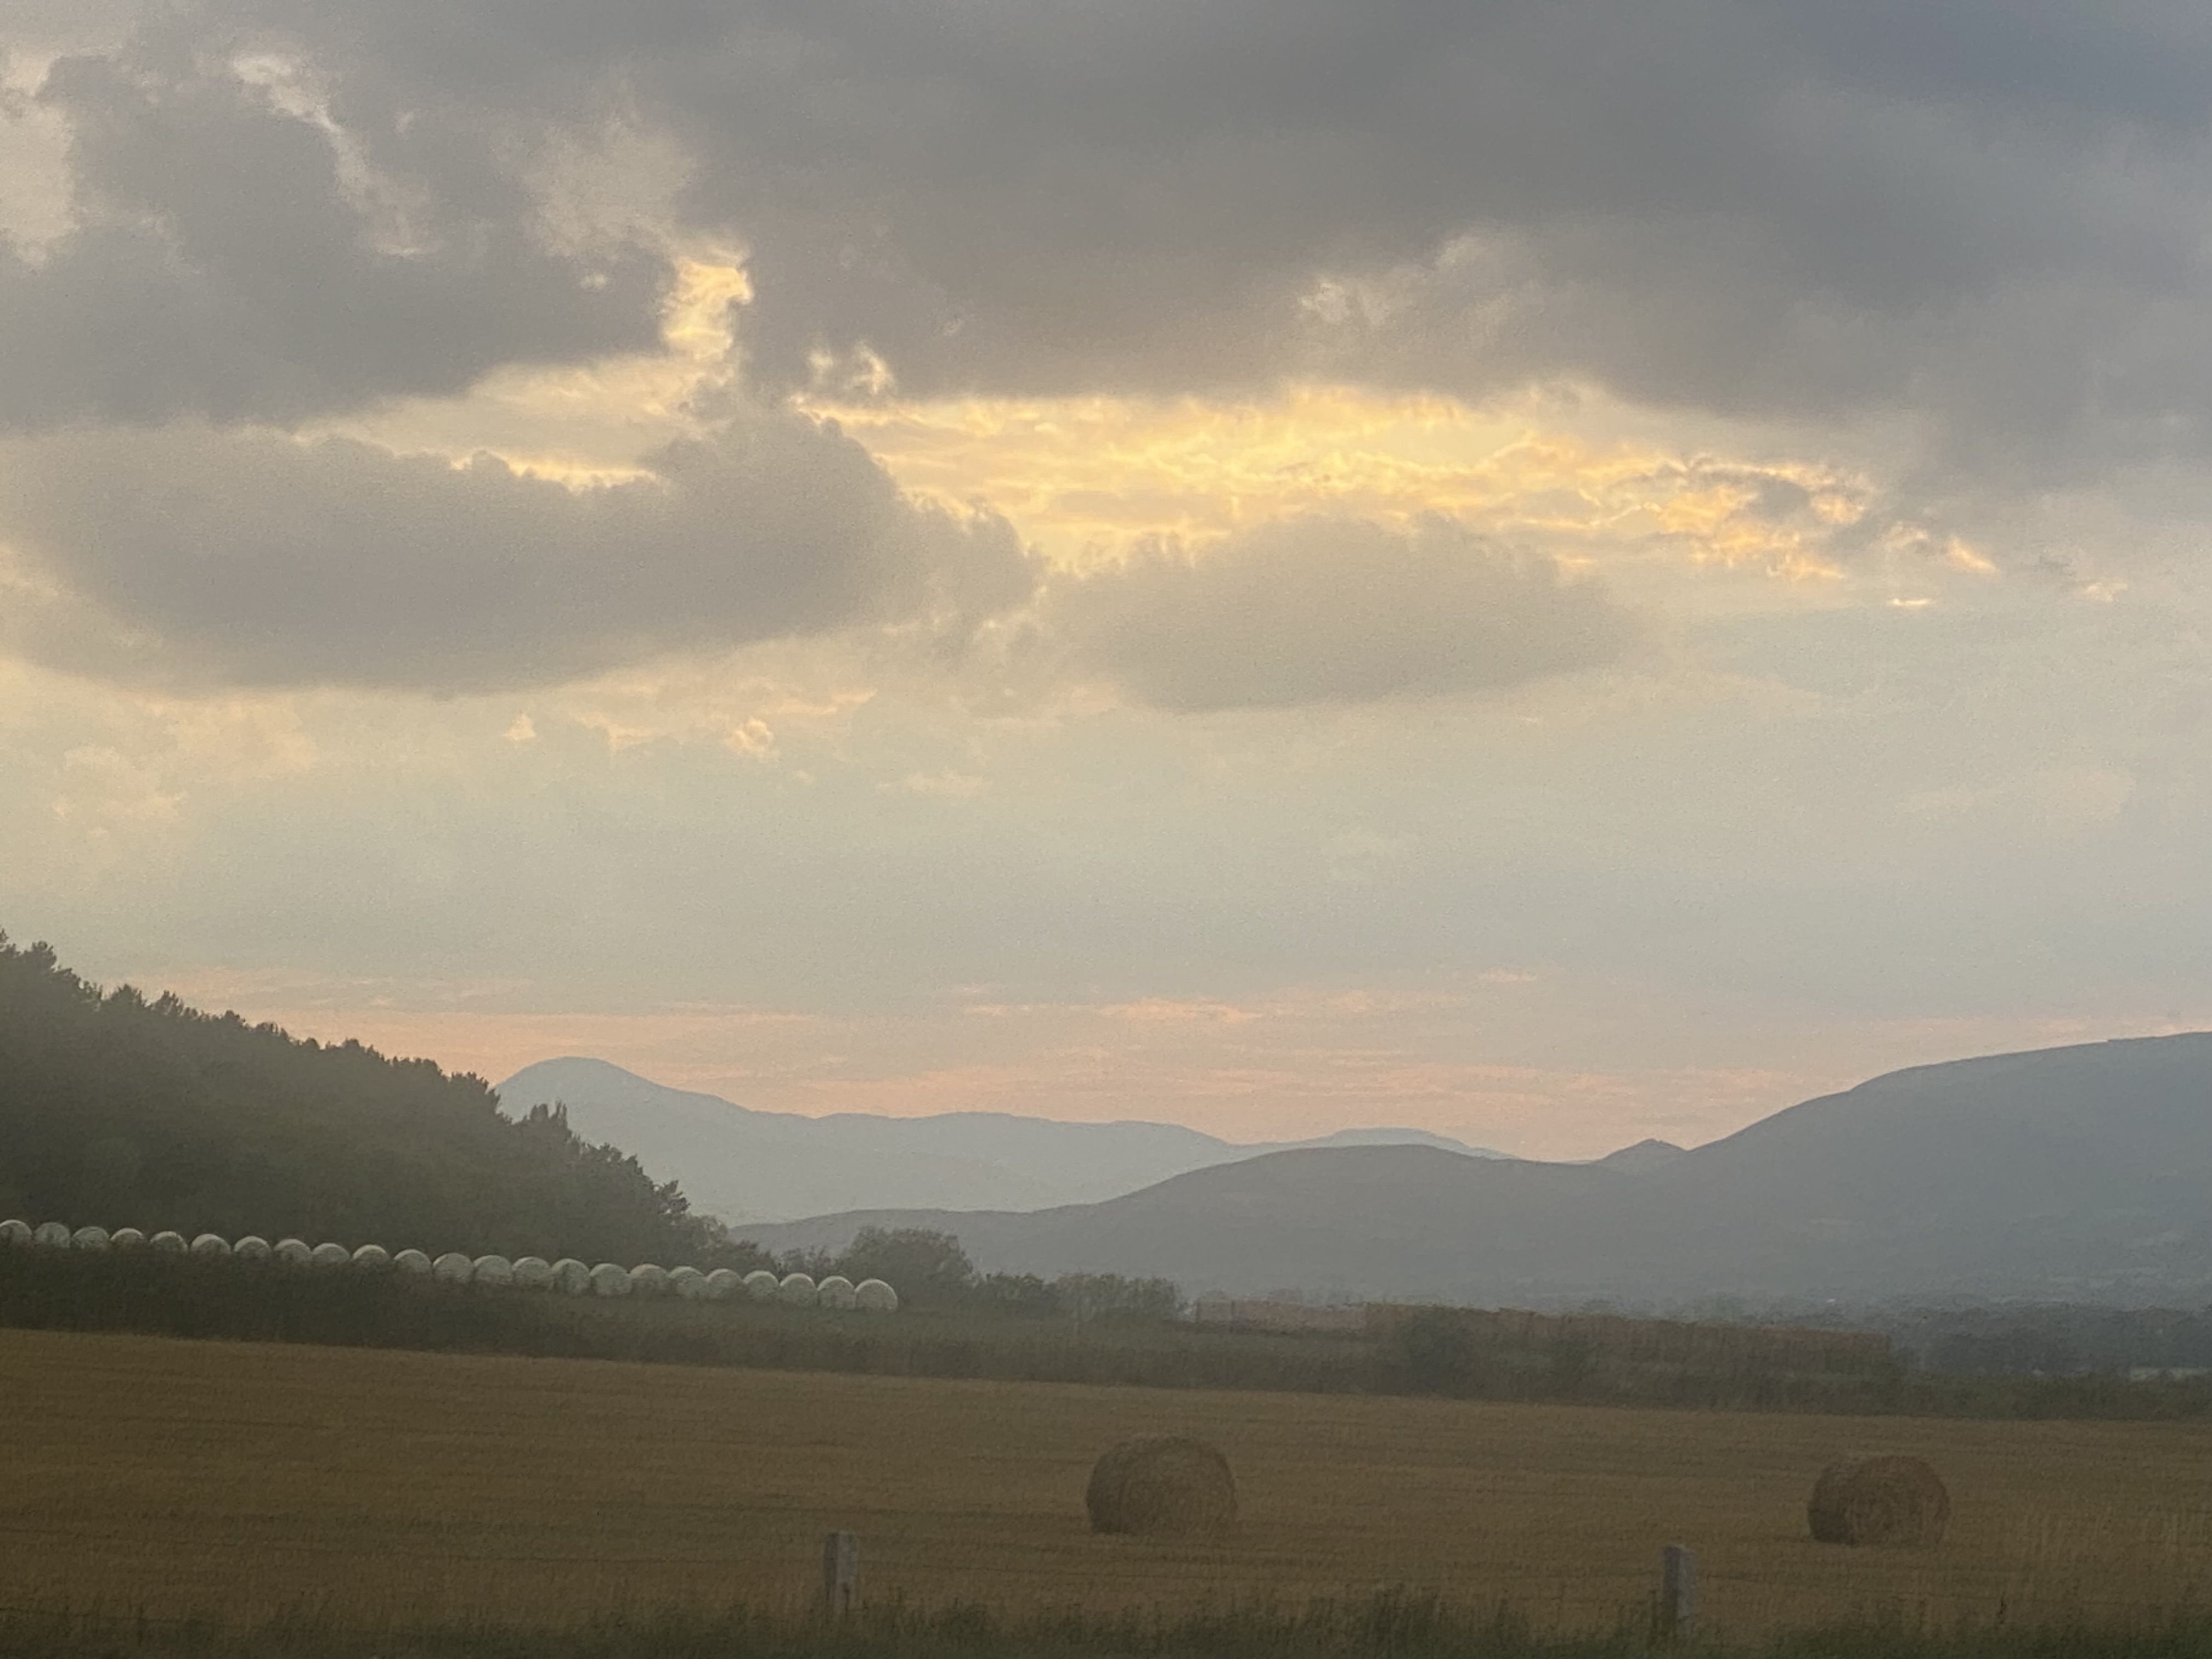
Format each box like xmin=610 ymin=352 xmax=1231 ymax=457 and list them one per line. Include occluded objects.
xmin=731 ymin=1034 xmax=2212 ymax=1306
xmin=493 ymin=1056 xmax=1506 ymax=1223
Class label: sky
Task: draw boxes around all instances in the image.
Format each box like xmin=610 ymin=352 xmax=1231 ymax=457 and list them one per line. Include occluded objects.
xmin=3 ymin=0 xmax=2210 ymax=1159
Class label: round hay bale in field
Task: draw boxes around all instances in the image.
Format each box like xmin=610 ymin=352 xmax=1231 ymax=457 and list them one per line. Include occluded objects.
xmin=431 ymin=1250 xmax=474 ymax=1283
xmin=743 ymin=1269 xmax=780 ymax=1302
xmin=110 ymin=1227 xmax=146 ymax=1250
xmin=150 ymin=1229 xmax=189 ymax=1254
xmin=549 ymin=1257 xmax=590 ymax=1294
xmin=703 ymin=1267 xmax=742 ymax=1301
xmin=1808 ymin=1457 xmax=1950 ymax=1548
xmin=589 ymin=1262 xmax=632 ymax=1298
xmin=0 ymin=1220 xmax=32 ymax=1247
xmin=816 ymin=1274 xmax=857 ymax=1310
xmin=232 ymin=1235 xmax=272 ymax=1261
xmin=629 ymin=1263 xmax=669 ymax=1296
xmin=71 ymin=1226 xmax=111 ymax=1251
xmin=471 ymin=1254 xmax=515 ymax=1288
xmin=854 ymin=1278 xmax=899 ymax=1313
xmin=351 ymin=1244 xmax=392 ymax=1271
xmin=777 ymin=1272 xmax=817 ymax=1307
xmin=189 ymin=1233 xmax=231 ymax=1258
xmin=273 ymin=1238 xmax=313 ymax=1266
xmin=512 ymin=1255 xmax=554 ymax=1290
xmin=669 ymin=1266 xmax=706 ymax=1300
xmin=1085 ymin=1437 xmax=1238 ymax=1537
xmin=393 ymin=1248 xmax=433 ymax=1275
xmin=32 ymin=1221 xmax=72 ymax=1249
xmin=309 ymin=1242 xmax=351 ymax=1269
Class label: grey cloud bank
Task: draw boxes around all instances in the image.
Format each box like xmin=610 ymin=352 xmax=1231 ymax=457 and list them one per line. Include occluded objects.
xmin=0 ymin=421 xmax=1028 ymax=691
xmin=2 ymin=33 xmax=662 ymax=431
xmin=1060 ymin=518 xmax=1638 ymax=712
xmin=8 ymin=0 xmax=2212 ymax=480
xmin=76 ymin=0 xmax=2211 ymax=484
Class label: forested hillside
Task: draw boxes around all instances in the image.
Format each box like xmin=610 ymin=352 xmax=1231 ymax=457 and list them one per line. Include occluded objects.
xmin=0 ymin=934 xmax=720 ymax=1265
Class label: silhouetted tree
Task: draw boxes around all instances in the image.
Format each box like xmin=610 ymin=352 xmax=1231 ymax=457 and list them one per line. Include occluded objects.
xmin=831 ymin=1227 xmax=977 ymax=1307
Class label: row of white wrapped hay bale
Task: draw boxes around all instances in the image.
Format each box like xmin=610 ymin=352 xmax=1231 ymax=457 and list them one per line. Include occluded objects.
xmin=0 ymin=1219 xmax=898 ymax=1311
xmin=571 ymin=1263 xmax=894 ymax=1310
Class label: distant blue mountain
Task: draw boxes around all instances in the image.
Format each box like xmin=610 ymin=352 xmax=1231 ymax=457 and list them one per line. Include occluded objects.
xmin=494 ymin=1056 xmax=1504 ymax=1223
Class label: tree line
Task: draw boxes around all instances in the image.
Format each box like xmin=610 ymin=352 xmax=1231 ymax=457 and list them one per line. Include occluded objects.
xmin=0 ymin=933 xmax=731 ymax=1268
xmin=793 ymin=1225 xmax=1182 ymax=1324
xmin=0 ymin=932 xmax=1181 ymax=1325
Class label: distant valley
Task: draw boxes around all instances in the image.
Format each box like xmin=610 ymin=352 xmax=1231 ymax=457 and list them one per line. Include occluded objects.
xmin=494 ymin=1057 xmax=1505 ymax=1223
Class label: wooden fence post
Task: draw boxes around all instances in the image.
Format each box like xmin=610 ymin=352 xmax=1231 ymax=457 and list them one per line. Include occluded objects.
xmin=1658 ymin=1543 xmax=1697 ymax=1642
xmin=821 ymin=1530 xmax=859 ymax=1617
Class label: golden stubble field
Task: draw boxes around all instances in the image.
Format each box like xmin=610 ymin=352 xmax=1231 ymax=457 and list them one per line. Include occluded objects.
xmin=3 ymin=1328 xmax=2209 ymax=1637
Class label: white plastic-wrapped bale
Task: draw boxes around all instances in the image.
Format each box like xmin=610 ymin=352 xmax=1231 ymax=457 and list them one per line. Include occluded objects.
xmin=512 ymin=1256 xmax=554 ymax=1290
xmin=778 ymin=1272 xmax=817 ymax=1307
xmin=351 ymin=1244 xmax=392 ymax=1270
xmin=309 ymin=1242 xmax=351 ymax=1269
xmin=432 ymin=1250 xmax=474 ymax=1283
xmin=70 ymin=1226 xmax=111 ymax=1252
xmin=743 ymin=1269 xmax=781 ymax=1302
xmin=33 ymin=1222 xmax=71 ymax=1249
xmin=669 ymin=1266 xmax=707 ymax=1300
xmin=471 ymin=1254 xmax=515 ymax=1288
xmin=854 ymin=1279 xmax=899 ymax=1313
xmin=111 ymin=1227 xmax=146 ymax=1249
xmin=150 ymin=1230 xmax=188 ymax=1254
xmin=232 ymin=1235 xmax=272 ymax=1261
xmin=629 ymin=1263 xmax=670 ymax=1296
xmin=274 ymin=1238 xmax=313 ymax=1266
xmin=0 ymin=1220 xmax=32 ymax=1247
xmin=394 ymin=1248 xmax=434 ymax=1275
xmin=703 ymin=1267 xmax=743 ymax=1301
xmin=589 ymin=1262 xmax=632 ymax=1297
xmin=189 ymin=1233 xmax=232 ymax=1257
xmin=816 ymin=1274 xmax=857 ymax=1310
xmin=550 ymin=1258 xmax=591 ymax=1295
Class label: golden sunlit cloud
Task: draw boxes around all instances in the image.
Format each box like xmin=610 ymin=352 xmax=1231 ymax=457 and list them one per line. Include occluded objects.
xmin=304 ymin=231 xmax=1951 ymax=617
xmin=302 ymin=222 xmax=1925 ymax=606
xmin=804 ymin=383 xmax=1876 ymax=588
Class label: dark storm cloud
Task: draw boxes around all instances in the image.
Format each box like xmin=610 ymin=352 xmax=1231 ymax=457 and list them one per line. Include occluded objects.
xmin=1058 ymin=518 xmax=1638 ymax=712
xmin=14 ymin=0 xmax=2212 ymax=469
xmin=0 ymin=26 xmax=663 ymax=430
xmin=0 ymin=419 xmax=1029 ymax=692
xmin=69 ymin=0 xmax=2199 ymax=481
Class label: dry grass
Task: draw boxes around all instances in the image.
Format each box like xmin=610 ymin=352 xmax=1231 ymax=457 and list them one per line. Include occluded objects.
xmin=2 ymin=1328 xmax=2209 ymax=1639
